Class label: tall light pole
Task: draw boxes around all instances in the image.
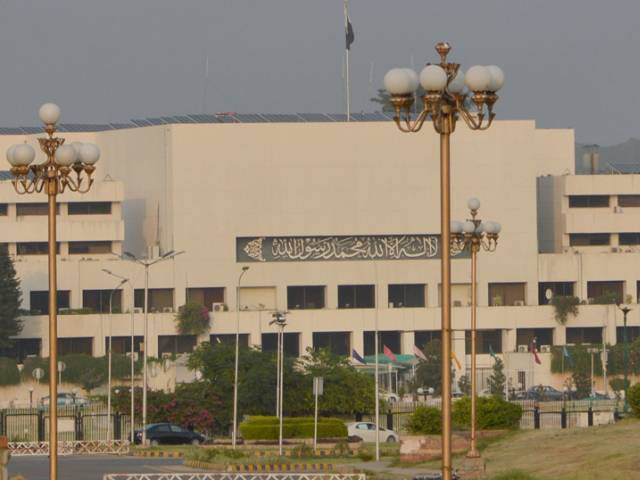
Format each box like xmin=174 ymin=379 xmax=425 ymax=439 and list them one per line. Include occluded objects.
xmin=451 ymin=198 xmax=500 ymax=459
xmin=102 ymin=269 xmax=135 ymax=442
xmin=618 ymin=305 xmax=632 ymax=413
xmin=6 ymin=103 xmax=101 ymax=480
xmin=384 ymin=44 xmax=503 ymax=480
xmin=270 ymin=311 xmax=287 ymax=456
xmin=122 ymin=249 xmax=184 ymax=444
xmin=106 ymin=278 xmax=127 ymax=442
xmin=232 ymin=266 xmax=250 ymax=448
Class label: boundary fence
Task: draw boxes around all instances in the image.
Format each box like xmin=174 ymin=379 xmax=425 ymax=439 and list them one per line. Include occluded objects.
xmin=103 ymin=475 xmax=367 ymax=480
xmin=364 ymin=398 xmax=620 ymax=432
xmin=0 ymin=404 xmax=140 ymax=443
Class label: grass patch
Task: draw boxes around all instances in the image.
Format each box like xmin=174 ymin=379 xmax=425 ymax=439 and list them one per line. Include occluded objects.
xmin=490 ymin=471 xmax=538 ymax=480
xmin=482 ymin=418 xmax=640 ymax=479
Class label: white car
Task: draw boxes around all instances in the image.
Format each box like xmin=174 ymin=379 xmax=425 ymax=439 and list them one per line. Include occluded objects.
xmin=347 ymin=421 xmax=399 ymax=443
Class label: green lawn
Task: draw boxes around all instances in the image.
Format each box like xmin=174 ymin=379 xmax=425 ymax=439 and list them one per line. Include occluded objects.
xmin=481 ymin=418 xmax=640 ymax=480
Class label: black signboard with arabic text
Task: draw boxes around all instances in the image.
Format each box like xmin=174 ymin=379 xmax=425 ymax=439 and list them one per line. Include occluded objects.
xmin=236 ymin=235 xmax=468 ymax=262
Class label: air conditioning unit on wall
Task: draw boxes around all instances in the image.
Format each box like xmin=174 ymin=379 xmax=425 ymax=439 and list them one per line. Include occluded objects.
xmin=539 ymin=345 xmax=551 ymax=353
xmin=517 ymin=345 xmax=529 ymax=353
xmin=212 ymin=303 xmax=227 ymax=312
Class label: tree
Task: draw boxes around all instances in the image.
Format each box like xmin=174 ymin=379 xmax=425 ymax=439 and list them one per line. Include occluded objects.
xmin=415 ymin=339 xmax=442 ymax=395
xmin=175 ymin=302 xmax=210 ymax=335
xmin=458 ymin=374 xmax=471 ymax=396
xmin=299 ymin=348 xmax=375 ymax=416
xmin=487 ymin=357 xmax=506 ymax=399
xmin=0 ymin=248 xmax=22 ymax=349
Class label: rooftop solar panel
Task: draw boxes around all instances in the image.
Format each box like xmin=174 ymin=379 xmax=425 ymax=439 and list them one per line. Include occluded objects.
xmin=20 ymin=127 xmax=42 ymax=134
xmin=131 ymin=119 xmax=153 ymax=127
xmin=213 ymin=115 xmax=238 ymax=123
xmin=0 ymin=171 xmax=13 ymax=180
xmin=161 ymin=117 xmax=179 ymax=124
xmin=60 ymin=124 xmax=112 ymax=132
xmin=361 ymin=112 xmax=390 ymax=121
xmin=146 ymin=118 xmax=167 ymax=126
xmin=187 ymin=114 xmax=221 ymax=123
xmin=172 ymin=116 xmax=196 ymax=124
xmin=327 ymin=114 xmax=348 ymax=122
xmin=234 ymin=114 xmax=267 ymax=123
xmin=110 ymin=123 xmax=136 ymax=130
xmin=297 ymin=113 xmax=332 ymax=122
xmin=0 ymin=127 xmax=24 ymax=135
xmin=260 ymin=114 xmax=302 ymax=123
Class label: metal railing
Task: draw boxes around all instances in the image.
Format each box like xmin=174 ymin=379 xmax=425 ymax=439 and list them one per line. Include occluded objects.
xmin=9 ymin=440 xmax=130 ymax=456
xmin=0 ymin=404 xmax=140 ymax=443
xmin=103 ymin=475 xmax=367 ymax=480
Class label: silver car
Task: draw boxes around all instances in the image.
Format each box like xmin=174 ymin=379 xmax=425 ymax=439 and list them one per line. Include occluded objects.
xmin=347 ymin=421 xmax=399 ymax=443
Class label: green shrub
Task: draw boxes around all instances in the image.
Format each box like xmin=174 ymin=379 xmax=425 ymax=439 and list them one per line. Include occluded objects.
xmin=331 ymin=440 xmax=352 ymax=457
xmin=175 ymin=302 xmax=210 ymax=335
xmin=629 ymin=383 xmax=640 ymax=418
xmin=452 ymin=396 xmax=522 ymax=430
xmin=239 ymin=416 xmax=347 ymax=440
xmin=0 ymin=357 xmax=20 ymax=385
xmin=291 ymin=443 xmax=314 ymax=457
xmin=491 ymin=470 xmax=537 ymax=480
xmin=357 ymin=447 xmax=374 ymax=461
xmin=405 ymin=405 xmax=442 ymax=434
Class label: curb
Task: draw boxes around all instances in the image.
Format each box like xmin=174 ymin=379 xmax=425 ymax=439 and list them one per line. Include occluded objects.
xmin=184 ymin=461 xmax=334 ymax=472
xmin=133 ymin=450 xmax=184 ymax=458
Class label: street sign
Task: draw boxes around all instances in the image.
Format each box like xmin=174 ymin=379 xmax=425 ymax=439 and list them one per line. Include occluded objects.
xmin=32 ymin=368 xmax=44 ymax=383
xmin=313 ymin=376 xmax=324 ymax=396
xmin=58 ymin=361 xmax=66 ymax=373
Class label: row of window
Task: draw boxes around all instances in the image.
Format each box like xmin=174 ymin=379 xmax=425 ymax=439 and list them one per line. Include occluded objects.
xmin=0 ymin=202 xmax=112 ymax=216
xmin=569 ymin=233 xmax=640 ymax=246
xmin=5 ymin=326 xmax=639 ymax=361
xmin=25 ymin=280 xmax=636 ymax=314
xmin=568 ymin=195 xmax=640 ymax=208
xmin=11 ymin=241 xmax=113 ymax=256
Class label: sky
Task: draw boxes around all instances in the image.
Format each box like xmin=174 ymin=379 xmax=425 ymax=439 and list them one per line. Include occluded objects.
xmin=0 ymin=0 xmax=638 ymax=145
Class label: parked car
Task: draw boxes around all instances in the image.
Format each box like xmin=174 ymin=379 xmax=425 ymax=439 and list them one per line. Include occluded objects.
xmin=347 ymin=421 xmax=399 ymax=443
xmin=40 ymin=393 xmax=88 ymax=407
xmin=134 ymin=423 xmax=206 ymax=446
xmin=526 ymin=385 xmax=565 ymax=401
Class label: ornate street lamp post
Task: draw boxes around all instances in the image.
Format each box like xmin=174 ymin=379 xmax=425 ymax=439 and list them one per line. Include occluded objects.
xmin=451 ymin=198 xmax=500 ymax=458
xmin=384 ymin=43 xmax=503 ymax=480
xmin=6 ymin=103 xmax=101 ymax=480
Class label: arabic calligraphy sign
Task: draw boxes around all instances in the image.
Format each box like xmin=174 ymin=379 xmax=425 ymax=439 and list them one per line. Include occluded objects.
xmin=236 ymin=235 xmax=468 ymax=262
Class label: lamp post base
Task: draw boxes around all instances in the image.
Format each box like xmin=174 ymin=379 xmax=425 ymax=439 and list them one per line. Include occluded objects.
xmin=460 ymin=454 xmax=485 ymax=478
xmin=465 ymin=448 xmax=481 ymax=459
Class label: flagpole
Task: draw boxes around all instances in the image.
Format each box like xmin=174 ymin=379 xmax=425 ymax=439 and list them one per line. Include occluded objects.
xmin=374 ymin=261 xmax=380 ymax=461
xmin=344 ymin=0 xmax=350 ymax=121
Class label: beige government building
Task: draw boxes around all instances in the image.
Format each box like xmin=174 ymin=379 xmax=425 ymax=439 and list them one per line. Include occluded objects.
xmin=0 ymin=113 xmax=638 ymax=391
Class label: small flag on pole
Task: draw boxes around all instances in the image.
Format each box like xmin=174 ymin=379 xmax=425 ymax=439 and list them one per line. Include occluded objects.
xmin=345 ymin=15 xmax=354 ymax=50
xmin=531 ymin=339 xmax=542 ymax=365
xmin=414 ymin=345 xmax=427 ymax=361
xmin=451 ymin=351 xmax=462 ymax=370
xmin=383 ymin=345 xmax=397 ymax=363
xmin=352 ymin=349 xmax=366 ymax=365
xmin=489 ymin=344 xmax=498 ymax=360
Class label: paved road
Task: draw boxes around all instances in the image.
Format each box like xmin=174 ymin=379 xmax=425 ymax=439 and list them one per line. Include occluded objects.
xmin=8 ymin=456 xmax=199 ymax=480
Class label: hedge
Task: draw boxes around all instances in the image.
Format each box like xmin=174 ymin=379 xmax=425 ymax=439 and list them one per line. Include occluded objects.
xmin=240 ymin=416 xmax=347 ymax=440
xmin=452 ymin=396 xmax=522 ymax=430
xmin=405 ymin=406 xmax=442 ymax=434
xmin=0 ymin=357 xmax=20 ymax=385
xmin=629 ymin=383 xmax=640 ymax=418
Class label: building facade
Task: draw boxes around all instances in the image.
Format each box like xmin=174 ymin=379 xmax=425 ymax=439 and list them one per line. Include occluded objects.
xmin=0 ymin=115 xmax=638 ymax=390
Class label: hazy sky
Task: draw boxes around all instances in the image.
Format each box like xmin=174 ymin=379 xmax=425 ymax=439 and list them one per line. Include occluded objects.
xmin=0 ymin=0 xmax=638 ymax=145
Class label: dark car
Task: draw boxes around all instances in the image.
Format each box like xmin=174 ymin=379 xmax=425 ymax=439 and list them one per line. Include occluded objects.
xmin=134 ymin=423 xmax=205 ymax=446
xmin=526 ymin=385 xmax=565 ymax=401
